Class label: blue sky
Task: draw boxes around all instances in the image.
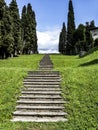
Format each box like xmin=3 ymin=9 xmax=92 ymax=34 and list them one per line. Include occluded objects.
xmin=5 ymin=0 xmax=98 ymax=53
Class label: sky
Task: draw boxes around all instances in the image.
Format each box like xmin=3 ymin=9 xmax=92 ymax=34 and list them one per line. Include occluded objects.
xmin=5 ymin=0 xmax=98 ymax=53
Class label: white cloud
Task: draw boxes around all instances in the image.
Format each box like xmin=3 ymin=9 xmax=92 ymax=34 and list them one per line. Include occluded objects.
xmin=37 ymin=27 xmax=60 ymax=53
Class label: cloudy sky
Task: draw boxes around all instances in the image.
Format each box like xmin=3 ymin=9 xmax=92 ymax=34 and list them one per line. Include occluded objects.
xmin=5 ymin=0 xmax=98 ymax=53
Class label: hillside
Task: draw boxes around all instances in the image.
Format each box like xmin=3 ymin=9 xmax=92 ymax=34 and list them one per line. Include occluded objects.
xmin=51 ymin=50 xmax=98 ymax=129
xmin=0 ymin=52 xmax=98 ymax=130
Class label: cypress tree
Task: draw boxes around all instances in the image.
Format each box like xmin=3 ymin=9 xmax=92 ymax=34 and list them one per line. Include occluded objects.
xmin=21 ymin=3 xmax=38 ymax=54
xmin=59 ymin=22 xmax=67 ymax=54
xmin=0 ymin=0 xmax=5 ymax=58
xmin=0 ymin=0 xmax=14 ymax=58
xmin=2 ymin=5 xmax=14 ymax=58
xmin=66 ymin=0 xmax=75 ymax=55
xmin=27 ymin=3 xmax=38 ymax=54
xmin=9 ymin=0 xmax=21 ymax=56
xmin=21 ymin=5 xmax=27 ymax=54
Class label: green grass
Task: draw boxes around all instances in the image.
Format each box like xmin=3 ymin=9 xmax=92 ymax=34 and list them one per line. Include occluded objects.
xmin=0 ymin=52 xmax=98 ymax=130
xmin=51 ymin=51 xmax=98 ymax=130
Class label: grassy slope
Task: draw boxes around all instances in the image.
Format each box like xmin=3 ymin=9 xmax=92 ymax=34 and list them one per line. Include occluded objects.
xmin=51 ymin=50 xmax=98 ymax=130
xmin=0 ymin=52 xmax=98 ymax=130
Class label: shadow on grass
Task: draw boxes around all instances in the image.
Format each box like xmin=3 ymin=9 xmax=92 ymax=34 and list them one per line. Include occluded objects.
xmin=79 ymin=59 xmax=98 ymax=67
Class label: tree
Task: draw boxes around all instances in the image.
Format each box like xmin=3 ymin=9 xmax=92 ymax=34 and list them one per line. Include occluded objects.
xmin=0 ymin=0 xmax=14 ymax=58
xmin=2 ymin=5 xmax=14 ymax=58
xmin=59 ymin=22 xmax=67 ymax=54
xmin=9 ymin=0 xmax=21 ymax=56
xmin=21 ymin=3 xmax=38 ymax=54
xmin=90 ymin=20 xmax=95 ymax=28
xmin=66 ymin=0 xmax=75 ymax=55
xmin=73 ymin=24 xmax=86 ymax=54
xmin=85 ymin=23 xmax=93 ymax=50
xmin=94 ymin=38 xmax=98 ymax=47
xmin=21 ymin=5 xmax=27 ymax=53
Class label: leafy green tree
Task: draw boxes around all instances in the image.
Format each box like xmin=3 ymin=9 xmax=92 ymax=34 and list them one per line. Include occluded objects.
xmin=85 ymin=24 xmax=93 ymax=50
xmin=66 ymin=0 xmax=75 ymax=55
xmin=9 ymin=0 xmax=21 ymax=56
xmin=94 ymin=38 xmax=98 ymax=47
xmin=73 ymin=24 xmax=86 ymax=54
xmin=59 ymin=22 xmax=67 ymax=54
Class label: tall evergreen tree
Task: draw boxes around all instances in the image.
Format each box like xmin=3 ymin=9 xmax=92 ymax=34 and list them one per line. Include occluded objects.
xmin=59 ymin=22 xmax=67 ymax=54
xmin=66 ymin=0 xmax=75 ymax=55
xmin=2 ymin=5 xmax=14 ymax=58
xmin=9 ymin=0 xmax=21 ymax=56
xmin=0 ymin=0 xmax=5 ymax=58
xmin=21 ymin=3 xmax=38 ymax=54
xmin=21 ymin=5 xmax=27 ymax=53
xmin=0 ymin=0 xmax=14 ymax=58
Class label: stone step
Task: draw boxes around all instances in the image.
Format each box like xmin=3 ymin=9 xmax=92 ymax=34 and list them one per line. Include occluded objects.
xmin=39 ymin=68 xmax=53 ymax=70
xmin=39 ymin=66 xmax=53 ymax=68
xmin=13 ymin=111 xmax=67 ymax=118
xmin=12 ymin=116 xmax=67 ymax=122
xmin=23 ymin=82 xmax=60 ymax=85
xmin=16 ymin=105 xmax=65 ymax=112
xmin=23 ymin=79 xmax=61 ymax=82
xmin=27 ymin=75 xmax=60 ymax=78
xmin=25 ymin=77 xmax=60 ymax=79
xmin=22 ymin=87 xmax=61 ymax=91
xmin=24 ymin=84 xmax=60 ymax=87
xmin=21 ymin=91 xmax=61 ymax=95
xmin=19 ymin=95 xmax=62 ymax=100
xmin=39 ymin=67 xmax=53 ymax=69
xmin=17 ymin=100 xmax=65 ymax=106
xmin=28 ymin=71 xmax=60 ymax=76
xmin=39 ymin=65 xmax=53 ymax=67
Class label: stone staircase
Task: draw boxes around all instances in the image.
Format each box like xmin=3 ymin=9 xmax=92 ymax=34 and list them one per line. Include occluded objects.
xmin=12 ymin=54 xmax=68 ymax=122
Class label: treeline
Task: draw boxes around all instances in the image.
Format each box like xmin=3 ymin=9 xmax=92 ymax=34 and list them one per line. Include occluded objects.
xmin=59 ymin=0 xmax=98 ymax=55
xmin=0 ymin=0 xmax=38 ymax=59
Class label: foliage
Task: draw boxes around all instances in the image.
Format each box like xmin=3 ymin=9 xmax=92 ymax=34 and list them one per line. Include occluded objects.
xmin=94 ymin=38 xmax=98 ymax=47
xmin=21 ymin=3 xmax=38 ymax=54
xmin=0 ymin=0 xmax=38 ymax=59
xmin=59 ymin=22 xmax=67 ymax=54
xmin=66 ymin=0 xmax=75 ymax=55
xmin=9 ymin=0 xmax=22 ymax=56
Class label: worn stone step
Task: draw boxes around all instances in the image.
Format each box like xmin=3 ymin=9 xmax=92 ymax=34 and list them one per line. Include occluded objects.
xmin=24 ymin=84 xmax=60 ymax=88
xmin=13 ymin=111 xmax=67 ymax=117
xmin=25 ymin=77 xmax=60 ymax=79
xmin=27 ymin=75 xmax=60 ymax=78
xmin=12 ymin=116 xmax=67 ymax=122
xmin=39 ymin=65 xmax=53 ymax=67
xmin=28 ymin=71 xmax=60 ymax=76
xmin=22 ymin=87 xmax=61 ymax=91
xmin=21 ymin=91 xmax=61 ymax=95
xmin=17 ymin=98 xmax=63 ymax=102
xmin=23 ymin=82 xmax=60 ymax=85
xmin=23 ymin=79 xmax=61 ymax=82
xmin=19 ymin=95 xmax=62 ymax=100
xmin=17 ymin=100 xmax=65 ymax=106
xmin=16 ymin=105 xmax=65 ymax=112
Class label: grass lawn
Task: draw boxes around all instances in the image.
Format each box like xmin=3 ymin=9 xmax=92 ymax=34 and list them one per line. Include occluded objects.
xmin=0 ymin=52 xmax=98 ymax=130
